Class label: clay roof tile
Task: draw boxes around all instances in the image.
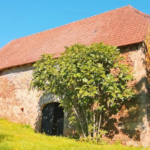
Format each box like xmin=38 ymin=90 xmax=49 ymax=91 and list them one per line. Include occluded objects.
xmin=0 ymin=5 xmax=150 ymax=70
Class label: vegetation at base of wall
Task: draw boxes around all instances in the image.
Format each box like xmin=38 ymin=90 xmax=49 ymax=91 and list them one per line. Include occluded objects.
xmin=0 ymin=119 xmax=148 ymax=150
xmin=31 ymin=42 xmax=135 ymax=139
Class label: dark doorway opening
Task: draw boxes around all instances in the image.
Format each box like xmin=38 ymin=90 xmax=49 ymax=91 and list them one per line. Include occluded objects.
xmin=41 ymin=102 xmax=64 ymax=136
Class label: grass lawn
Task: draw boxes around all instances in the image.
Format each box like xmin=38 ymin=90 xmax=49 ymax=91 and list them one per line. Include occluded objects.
xmin=0 ymin=119 xmax=149 ymax=150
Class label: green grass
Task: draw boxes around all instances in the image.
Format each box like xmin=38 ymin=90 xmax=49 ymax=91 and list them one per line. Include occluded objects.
xmin=0 ymin=119 xmax=149 ymax=150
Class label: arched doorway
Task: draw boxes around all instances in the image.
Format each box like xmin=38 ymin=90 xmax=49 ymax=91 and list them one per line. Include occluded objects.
xmin=41 ymin=102 xmax=64 ymax=136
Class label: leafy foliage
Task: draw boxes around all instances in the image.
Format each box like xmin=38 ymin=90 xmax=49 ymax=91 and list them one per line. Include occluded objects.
xmin=31 ymin=42 xmax=135 ymax=138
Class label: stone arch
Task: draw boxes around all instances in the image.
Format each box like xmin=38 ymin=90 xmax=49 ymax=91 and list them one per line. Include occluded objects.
xmin=34 ymin=94 xmax=60 ymax=132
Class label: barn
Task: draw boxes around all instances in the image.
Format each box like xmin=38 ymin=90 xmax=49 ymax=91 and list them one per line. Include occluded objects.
xmin=0 ymin=5 xmax=150 ymax=146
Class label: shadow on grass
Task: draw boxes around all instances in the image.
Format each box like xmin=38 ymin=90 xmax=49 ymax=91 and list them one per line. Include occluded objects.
xmin=0 ymin=134 xmax=14 ymax=143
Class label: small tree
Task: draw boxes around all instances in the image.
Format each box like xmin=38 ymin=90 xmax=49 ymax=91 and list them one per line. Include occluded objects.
xmin=31 ymin=42 xmax=134 ymax=139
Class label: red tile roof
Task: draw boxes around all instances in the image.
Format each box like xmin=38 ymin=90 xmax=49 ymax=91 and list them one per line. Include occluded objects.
xmin=0 ymin=5 xmax=150 ymax=70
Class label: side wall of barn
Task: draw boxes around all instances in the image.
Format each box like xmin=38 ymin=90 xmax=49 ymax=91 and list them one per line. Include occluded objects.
xmin=0 ymin=43 xmax=149 ymax=146
xmin=111 ymin=43 xmax=149 ymax=146
xmin=0 ymin=66 xmax=71 ymax=135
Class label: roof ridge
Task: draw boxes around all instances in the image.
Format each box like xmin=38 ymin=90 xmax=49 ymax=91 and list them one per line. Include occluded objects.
xmin=0 ymin=40 xmax=14 ymax=50
xmin=127 ymin=5 xmax=150 ymax=19
xmin=1 ymin=5 xmax=150 ymax=70
xmin=2 ymin=5 xmax=150 ymax=47
xmin=4 ymin=5 xmax=132 ymax=43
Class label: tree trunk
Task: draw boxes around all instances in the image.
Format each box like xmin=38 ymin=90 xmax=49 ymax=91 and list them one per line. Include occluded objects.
xmin=93 ymin=110 xmax=95 ymax=139
xmin=81 ymin=106 xmax=89 ymax=136
xmin=73 ymin=106 xmax=86 ymax=138
xmin=97 ymin=110 xmax=102 ymax=142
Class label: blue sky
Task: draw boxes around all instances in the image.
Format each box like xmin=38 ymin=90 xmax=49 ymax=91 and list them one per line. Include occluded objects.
xmin=0 ymin=0 xmax=150 ymax=48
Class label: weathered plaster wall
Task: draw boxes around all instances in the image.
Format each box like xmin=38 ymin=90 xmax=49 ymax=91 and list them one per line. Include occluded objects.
xmin=0 ymin=66 xmax=69 ymax=133
xmin=145 ymin=25 xmax=150 ymax=123
xmin=0 ymin=43 xmax=149 ymax=146
xmin=142 ymin=25 xmax=150 ymax=147
xmin=111 ymin=43 xmax=149 ymax=146
xmin=0 ymin=66 xmax=37 ymax=125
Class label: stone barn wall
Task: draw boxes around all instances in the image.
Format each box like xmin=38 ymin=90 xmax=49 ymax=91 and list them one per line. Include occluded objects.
xmin=110 ymin=43 xmax=149 ymax=146
xmin=0 ymin=65 xmax=70 ymax=134
xmin=0 ymin=43 xmax=149 ymax=146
